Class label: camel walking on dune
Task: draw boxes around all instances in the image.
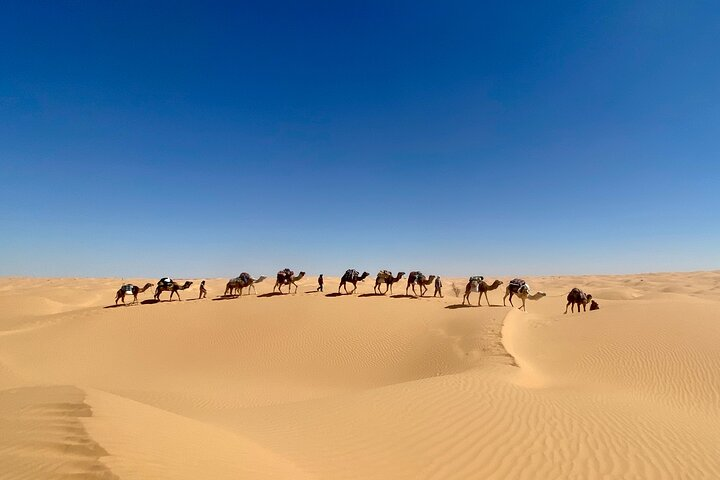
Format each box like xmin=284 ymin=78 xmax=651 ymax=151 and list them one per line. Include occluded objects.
xmin=273 ymin=269 xmax=306 ymax=294
xmin=115 ymin=283 xmax=153 ymax=305
xmin=405 ymin=272 xmax=436 ymax=297
xmin=374 ymin=271 xmax=405 ymax=295
xmin=225 ymin=273 xmax=267 ymax=296
xmin=338 ymin=269 xmax=370 ymax=294
xmin=565 ymin=287 xmax=593 ymax=313
xmin=153 ymin=278 xmax=193 ymax=301
xmin=503 ymin=278 xmax=546 ymax=311
xmin=462 ymin=277 xmax=504 ymax=306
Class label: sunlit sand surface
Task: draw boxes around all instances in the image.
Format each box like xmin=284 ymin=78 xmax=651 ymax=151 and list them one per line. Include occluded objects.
xmin=1 ymin=271 xmax=719 ymax=479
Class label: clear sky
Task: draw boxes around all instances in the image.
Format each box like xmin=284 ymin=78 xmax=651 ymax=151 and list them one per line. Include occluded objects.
xmin=1 ymin=1 xmax=719 ymax=278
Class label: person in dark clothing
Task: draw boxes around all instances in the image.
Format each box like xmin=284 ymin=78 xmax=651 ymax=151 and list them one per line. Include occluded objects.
xmin=199 ymin=280 xmax=207 ymax=299
xmin=317 ymin=274 xmax=324 ymax=292
xmin=433 ymin=276 xmax=443 ymax=297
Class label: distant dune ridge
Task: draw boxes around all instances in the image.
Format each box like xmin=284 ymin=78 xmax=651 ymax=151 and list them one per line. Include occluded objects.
xmin=1 ymin=271 xmax=719 ymax=479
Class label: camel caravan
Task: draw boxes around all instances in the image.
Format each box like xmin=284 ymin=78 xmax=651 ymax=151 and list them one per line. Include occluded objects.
xmin=110 ymin=269 xmax=598 ymax=313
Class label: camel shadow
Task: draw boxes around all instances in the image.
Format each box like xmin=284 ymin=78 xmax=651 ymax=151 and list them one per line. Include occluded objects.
xmin=445 ymin=304 xmax=474 ymax=309
xmin=358 ymin=293 xmax=384 ymax=298
xmin=258 ymin=292 xmax=285 ymax=298
xmin=325 ymin=292 xmax=344 ymax=297
xmin=212 ymin=295 xmax=239 ymax=301
xmin=103 ymin=304 xmax=136 ymax=309
xmin=304 ymin=290 xmax=321 ymax=294
xmin=140 ymin=299 xmax=160 ymax=305
xmin=390 ymin=295 xmax=421 ymax=300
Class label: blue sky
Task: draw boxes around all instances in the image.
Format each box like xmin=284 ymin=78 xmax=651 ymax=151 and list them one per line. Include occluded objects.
xmin=1 ymin=1 xmax=718 ymax=277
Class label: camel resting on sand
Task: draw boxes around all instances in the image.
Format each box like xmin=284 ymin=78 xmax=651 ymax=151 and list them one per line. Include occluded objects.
xmin=273 ymin=269 xmax=306 ymax=294
xmin=405 ymin=272 xmax=436 ymax=297
xmin=503 ymin=278 xmax=546 ymax=311
xmin=115 ymin=283 xmax=153 ymax=305
xmin=338 ymin=269 xmax=370 ymax=294
xmin=225 ymin=273 xmax=267 ymax=296
xmin=462 ymin=278 xmax=504 ymax=306
xmin=374 ymin=271 xmax=405 ymax=295
xmin=154 ymin=278 xmax=193 ymax=301
xmin=590 ymin=300 xmax=600 ymax=311
xmin=565 ymin=288 xmax=593 ymax=313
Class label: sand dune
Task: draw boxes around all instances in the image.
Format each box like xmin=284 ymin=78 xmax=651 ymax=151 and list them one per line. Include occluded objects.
xmin=1 ymin=272 xmax=719 ymax=478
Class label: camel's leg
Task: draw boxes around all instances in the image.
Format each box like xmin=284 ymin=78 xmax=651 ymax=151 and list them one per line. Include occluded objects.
xmin=503 ymin=291 xmax=508 ymax=306
xmin=388 ymin=283 xmax=393 ymax=295
xmin=582 ymin=303 xmax=586 ymax=312
xmin=565 ymin=302 xmax=570 ymax=314
xmin=509 ymin=292 xmax=514 ymax=307
xmin=338 ymin=282 xmax=343 ymax=294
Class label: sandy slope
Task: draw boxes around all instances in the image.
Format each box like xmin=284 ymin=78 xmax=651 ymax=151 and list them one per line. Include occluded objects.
xmin=0 ymin=272 xmax=719 ymax=479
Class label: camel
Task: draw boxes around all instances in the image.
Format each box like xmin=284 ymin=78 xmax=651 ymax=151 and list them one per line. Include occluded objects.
xmin=405 ymin=271 xmax=436 ymax=297
xmin=273 ymin=269 xmax=306 ymax=294
xmin=565 ymin=288 xmax=593 ymax=313
xmin=590 ymin=300 xmax=600 ymax=311
xmin=462 ymin=278 xmax=504 ymax=306
xmin=153 ymin=278 xmax=193 ymax=301
xmin=338 ymin=269 xmax=370 ymax=294
xmin=224 ymin=273 xmax=267 ymax=296
xmin=115 ymin=282 xmax=153 ymax=305
xmin=374 ymin=270 xmax=405 ymax=295
xmin=503 ymin=278 xmax=546 ymax=311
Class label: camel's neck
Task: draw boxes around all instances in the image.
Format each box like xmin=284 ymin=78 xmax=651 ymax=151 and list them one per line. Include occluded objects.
xmin=488 ymin=282 xmax=501 ymax=291
xmin=393 ymin=274 xmax=403 ymax=282
xmin=293 ymin=273 xmax=305 ymax=281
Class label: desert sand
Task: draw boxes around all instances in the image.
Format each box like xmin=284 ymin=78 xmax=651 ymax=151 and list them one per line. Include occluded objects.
xmin=1 ymin=271 xmax=719 ymax=479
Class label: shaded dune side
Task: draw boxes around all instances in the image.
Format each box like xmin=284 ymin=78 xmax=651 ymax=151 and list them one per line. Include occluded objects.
xmin=0 ymin=385 xmax=118 ymax=480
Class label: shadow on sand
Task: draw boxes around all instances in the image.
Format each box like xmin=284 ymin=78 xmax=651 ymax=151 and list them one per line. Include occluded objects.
xmin=258 ymin=292 xmax=285 ymax=298
xmin=390 ymin=294 xmax=421 ymax=299
xmin=304 ymin=290 xmax=321 ymax=294
xmin=103 ymin=303 xmax=136 ymax=309
xmin=212 ymin=295 xmax=239 ymax=301
xmin=324 ymin=292 xmax=344 ymax=297
xmin=140 ymin=299 xmax=161 ymax=305
xmin=358 ymin=293 xmax=384 ymax=298
xmin=446 ymin=303 xmax=504 ymax=309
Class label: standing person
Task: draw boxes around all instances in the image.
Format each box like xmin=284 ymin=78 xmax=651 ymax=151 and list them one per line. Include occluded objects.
xmin=317 ymin=274 xmax=324 ymax=292
xmin=199 ymin=280 xmax=207 ymax=299
xmin=434 ymin=276 xmax=443 ymax=297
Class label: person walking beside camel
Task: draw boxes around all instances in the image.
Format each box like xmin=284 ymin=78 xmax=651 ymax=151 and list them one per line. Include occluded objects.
xmin=434 ymin=276 xmax=443 ymax=297
xmin=317 ymin=274 xmax=324 ymax=292
xmin=199 ymin=280 xmax=207 ymax=299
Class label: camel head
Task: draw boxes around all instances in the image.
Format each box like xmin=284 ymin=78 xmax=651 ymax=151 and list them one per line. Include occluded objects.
xmin=142 ymin=283 xmax=154 ymax=290
xmin=427 ymin=275 xmax=436 ymax=284
xmin=397 ymin=272 xmax=406 ymax=279
xmin=491 ymin=280 xmax=504 ymax=288
xmin=529 ymin=291 xmax=546 ymax=300
xmin=360 ymin=271 xmax=370 ymax=281
xmin=255 ymin=276 xmax=267 ymax=283
xmin=586 ymin=293 xmax=593 ymax=302
xmin=181 ymin=281 xmax=194 ymax=289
